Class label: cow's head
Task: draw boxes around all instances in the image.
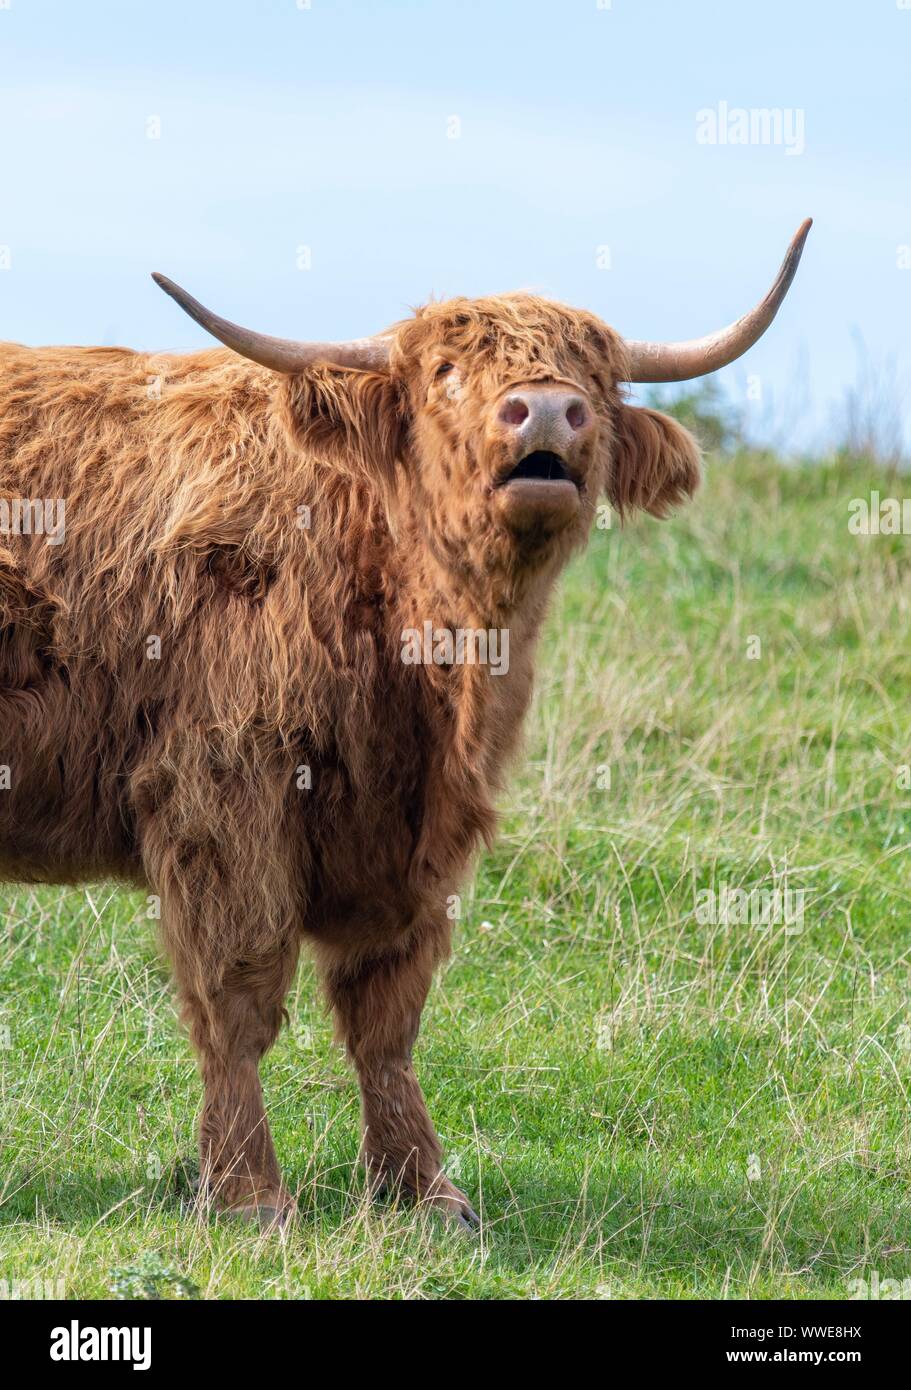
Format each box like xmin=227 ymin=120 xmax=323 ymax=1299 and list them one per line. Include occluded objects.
xmin=153 ymin=220 xmax=810 ymax=597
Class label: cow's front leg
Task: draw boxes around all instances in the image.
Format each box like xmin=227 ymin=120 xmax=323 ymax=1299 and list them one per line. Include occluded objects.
xmin=184 ymin=946 xmax=300 ymax=1227
xmin=141 ymin=798 xmax=302 ymax=1228
xmin=320 ymin=928 xmax=479 ymax=1229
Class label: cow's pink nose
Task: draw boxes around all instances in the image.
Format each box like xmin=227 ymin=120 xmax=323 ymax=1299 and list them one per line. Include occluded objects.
xmin=496 ymin=388 xmax=592 ymax=450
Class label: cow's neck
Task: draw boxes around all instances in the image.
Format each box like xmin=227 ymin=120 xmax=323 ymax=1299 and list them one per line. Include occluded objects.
xmin=389 ymin=510 xmax=560 ymax=802
xmin=390 ymin=502 xmax=561 ymax=632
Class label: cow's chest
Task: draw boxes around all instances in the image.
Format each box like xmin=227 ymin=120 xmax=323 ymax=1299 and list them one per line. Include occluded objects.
xmin=299 ymin=679 xmax=502 ymax=945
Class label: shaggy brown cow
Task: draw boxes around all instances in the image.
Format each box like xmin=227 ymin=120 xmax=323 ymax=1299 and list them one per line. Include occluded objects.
xmin=0 ymin=221 xmax=810 ymax=1228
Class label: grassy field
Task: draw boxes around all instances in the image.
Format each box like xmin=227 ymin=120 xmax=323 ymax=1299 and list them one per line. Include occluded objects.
xmin=2 ymin=450 xmax=911 ymax=1300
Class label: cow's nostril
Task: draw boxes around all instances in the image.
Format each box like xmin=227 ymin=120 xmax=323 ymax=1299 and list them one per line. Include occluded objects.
xmin=566 ymin=400 xmax=588 ymax=431
xmin=499 ymin=396 xmax=530 ymax=427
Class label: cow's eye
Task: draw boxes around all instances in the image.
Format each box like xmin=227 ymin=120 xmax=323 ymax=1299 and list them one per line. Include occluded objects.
xmin=435 ymin=362 xmax=455 ymax=378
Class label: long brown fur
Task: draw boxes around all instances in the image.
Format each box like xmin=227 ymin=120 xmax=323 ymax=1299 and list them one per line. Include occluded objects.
xmin=0 ymin=292 xmax=700 ymax=1224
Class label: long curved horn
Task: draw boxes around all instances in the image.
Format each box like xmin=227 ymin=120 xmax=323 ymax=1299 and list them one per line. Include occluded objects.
xmin=624 ymin=218 xmax=812 ymax=383
xmin=151 ymin=273 xmax=391 ymax=373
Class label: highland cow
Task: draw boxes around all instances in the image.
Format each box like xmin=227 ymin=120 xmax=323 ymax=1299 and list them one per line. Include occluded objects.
xmin=0 ymin=221 xmax=810 ymax=1227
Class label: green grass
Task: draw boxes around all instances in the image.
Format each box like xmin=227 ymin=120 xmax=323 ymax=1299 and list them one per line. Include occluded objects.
xmin=2 ymin=451 xmax=911 ymax=1299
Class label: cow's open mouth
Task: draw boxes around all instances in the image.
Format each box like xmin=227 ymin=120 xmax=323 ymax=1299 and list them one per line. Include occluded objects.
xmin=499 ymin=451 xmax=579 ymax=488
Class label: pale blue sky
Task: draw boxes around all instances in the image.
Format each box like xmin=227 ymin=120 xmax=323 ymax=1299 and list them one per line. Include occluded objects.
xmin=0 ymin=0 xmax=907 ymax=447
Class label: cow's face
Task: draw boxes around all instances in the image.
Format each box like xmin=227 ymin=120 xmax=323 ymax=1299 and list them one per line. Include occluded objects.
xmin=284 ymin=294 xmax=701 ymax=600
xmin=390 ymin=296 xmax=698 ymax=586
xmin=393 ymin=296 xmax=610 ymax=579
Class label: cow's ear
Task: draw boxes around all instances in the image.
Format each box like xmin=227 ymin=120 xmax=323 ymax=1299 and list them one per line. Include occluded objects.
xmin=282 ymin=367 xmax=404 ymax=481
xmin=607 ymin=404 xmax=701 ymax=519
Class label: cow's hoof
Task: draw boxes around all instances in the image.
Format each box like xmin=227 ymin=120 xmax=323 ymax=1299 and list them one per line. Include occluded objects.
xmin=222 ymin=1191 xmax=297 ymax=1231
xmin=368 ymin=1165 xmax=480 ymax=1232
xmin=450 ymin=1202 xmax=481 ymax=1233
xmin=254 ymin=1202 xmax=295 ymax=1232
xmin=428 ymin=1176 xmax=480 ymax=1233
